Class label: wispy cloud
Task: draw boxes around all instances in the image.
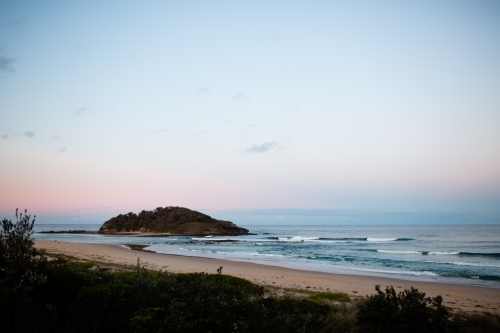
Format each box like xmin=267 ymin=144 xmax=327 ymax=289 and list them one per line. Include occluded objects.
xmin=57 ymin=147 xmax=67 ymax=153
xmin=2 ymin=130 xmax=38 ymax=139
xmin=189 ymin=130 xmax=207 ymax=137
xmin=52 ymin=135 xmax=61 ymax=139
xmin=272 ymin=34 xmax=284 ymax=43
xmin=2 ymin=129 xmax=13 ymax=139
xmin=245 ymin=142 xmax=278 ymax=153
xmin=0 ymin=56 xmax=15 ymax=73
xmin=232 ymin=91 xmax=249 ymax=102
xmin=75 ymin=105 xmax=91 ymax=115
xmin=197 ymin=86 xmax=209 ymax=96
xmin=4 ymin=17 xmax=27 ymax=34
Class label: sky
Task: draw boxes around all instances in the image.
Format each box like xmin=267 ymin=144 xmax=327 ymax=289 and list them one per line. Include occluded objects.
xmin=1 ymin=1 xmax=499 ymax=224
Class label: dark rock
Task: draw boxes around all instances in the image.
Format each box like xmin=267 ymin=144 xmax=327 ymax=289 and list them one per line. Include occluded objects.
xmin=98 ymin=206 xmax=249 ymax=236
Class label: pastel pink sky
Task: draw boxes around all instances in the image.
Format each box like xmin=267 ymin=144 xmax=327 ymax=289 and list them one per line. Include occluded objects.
xmin=1 ymin=1 xmax=499 ymax=221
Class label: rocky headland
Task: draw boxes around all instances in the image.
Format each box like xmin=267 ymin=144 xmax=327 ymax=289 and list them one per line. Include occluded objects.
xmin=98 ymin=206 xmax=249 ymax=236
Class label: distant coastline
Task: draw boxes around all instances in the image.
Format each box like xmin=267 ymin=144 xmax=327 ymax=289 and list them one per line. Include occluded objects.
xmin=41 ymin=230 xmax=254 ymax=237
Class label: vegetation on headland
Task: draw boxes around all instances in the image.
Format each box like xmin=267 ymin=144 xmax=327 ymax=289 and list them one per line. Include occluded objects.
xmin=99 ymin=206 xmax=249 ymax=235
xmin=2 ymin=211 xmax=500 ymax=332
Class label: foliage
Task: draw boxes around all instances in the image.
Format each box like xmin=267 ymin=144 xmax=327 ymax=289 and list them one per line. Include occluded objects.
xmin=1 ymin=211 xmax=497 ymax=333
xmin=1 ymin=259 xmax=334 ymax=333
xmin=323 ymin=300 xmax=362 ymax=333
xmin=0 ymin=209 xmax=47 ymax=291
xmin=357 ymin=285 xmax=452 ymax=333
xmin=99 ymin=206 xmax=248 ymax=235
xmin=1 ymin=259 xmax=498 ymax=333
xmin=309 ymin=291 xmax=351 ymax=303
xmin=449 ymin=311 xmax=500 ymax=333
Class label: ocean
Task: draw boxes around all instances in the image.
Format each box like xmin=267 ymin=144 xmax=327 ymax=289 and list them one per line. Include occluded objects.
xmin=34 ymin=224 xmax=500 ymax=288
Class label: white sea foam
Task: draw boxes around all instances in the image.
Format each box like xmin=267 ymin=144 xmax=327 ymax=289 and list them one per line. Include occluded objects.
xmin=278 ymin=236 xmax=320 ymax=242
xmin=309 ymin=239 xmax=350 ymax=243
xmin=428 ymin=261 xmax=500 ymax=268
xmin=377 ymin=250 xmax=422 ymax=255
xmin=345 ymin=267 xmax=439 ymax=277
xmin=427 ymin=252 xmax=459 ymax=255
xmin=192 ymin=237 xmax=227 ymax=241
xmin=216 ymin=251 xmax=284 ymax=257
xmin=367 ymin=237 xmax=397 ymax=242
xmin=179 ymin=247 xmax=196 ymax=252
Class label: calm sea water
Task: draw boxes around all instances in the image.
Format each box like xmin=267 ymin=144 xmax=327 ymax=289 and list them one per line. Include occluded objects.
xmin=34 ymin=224 xmax=500 ymax=288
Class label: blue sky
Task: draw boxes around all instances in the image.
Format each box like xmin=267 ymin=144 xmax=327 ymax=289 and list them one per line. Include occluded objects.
xmin=1 ymin=1 xmax=499 ymax=223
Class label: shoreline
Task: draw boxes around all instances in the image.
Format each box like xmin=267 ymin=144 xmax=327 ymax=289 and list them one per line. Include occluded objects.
xmin=35 ymin=240 xmax=500 ymax=313
xmin=131 ymin=244 xmax=499 ymax=289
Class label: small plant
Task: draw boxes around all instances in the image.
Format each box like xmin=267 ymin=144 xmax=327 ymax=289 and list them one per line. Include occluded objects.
xmin=309 ymin=291 xmax=350 ymax=302
xmin=357 ymin=285 xmax=450 ymax=333
xmin=216 ymin=266 xmax=223 ymax=275
xmin=0 ymin=209 xmax=47 ymax=291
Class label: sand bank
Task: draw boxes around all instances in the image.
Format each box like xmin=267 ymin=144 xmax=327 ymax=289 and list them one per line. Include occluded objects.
xmin=35 ymin=240 xmax=500 ymax=313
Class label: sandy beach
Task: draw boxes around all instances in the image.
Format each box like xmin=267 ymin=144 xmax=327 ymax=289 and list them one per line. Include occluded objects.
xmin=35 ymin=240 xmax=500 ymax=313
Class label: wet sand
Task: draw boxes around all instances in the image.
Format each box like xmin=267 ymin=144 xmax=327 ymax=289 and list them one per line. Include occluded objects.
xmin=35 ymin=240 xmax=500 ymax=313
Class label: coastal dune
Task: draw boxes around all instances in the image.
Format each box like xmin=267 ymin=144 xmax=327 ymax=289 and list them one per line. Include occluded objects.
xmin=35 ymin=240 xmax=500 ymax=313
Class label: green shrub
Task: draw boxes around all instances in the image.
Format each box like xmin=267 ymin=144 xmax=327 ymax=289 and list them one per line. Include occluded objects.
xmin=256 ymin=297 xmax=331 ymax=333
xmin=309 ymin=291 xmax=351 ymax=303
xmin=450 ymin=311 xmax=500 ymax=333
xmin=357 ymin=285 xmax=451 ymax=333
xmin=3 ymin=212 xmax=497 ymax=333
xmin=0 ymin=209 xmax=47 ymax=291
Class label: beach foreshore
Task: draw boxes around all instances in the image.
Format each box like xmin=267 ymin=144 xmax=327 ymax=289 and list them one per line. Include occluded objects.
xmin=35 ymin=240 xmax=500 ymax=313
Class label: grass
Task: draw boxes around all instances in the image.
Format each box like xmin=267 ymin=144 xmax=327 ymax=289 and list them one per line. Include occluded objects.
xmin=309 ymin=291 xmax=351 ymax=303
xmin=16 ymin=250 xmax=498 ymax=333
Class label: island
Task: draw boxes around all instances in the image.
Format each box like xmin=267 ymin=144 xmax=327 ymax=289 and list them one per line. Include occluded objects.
xmin=98 ymin=206 xmax=249 ymax=236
